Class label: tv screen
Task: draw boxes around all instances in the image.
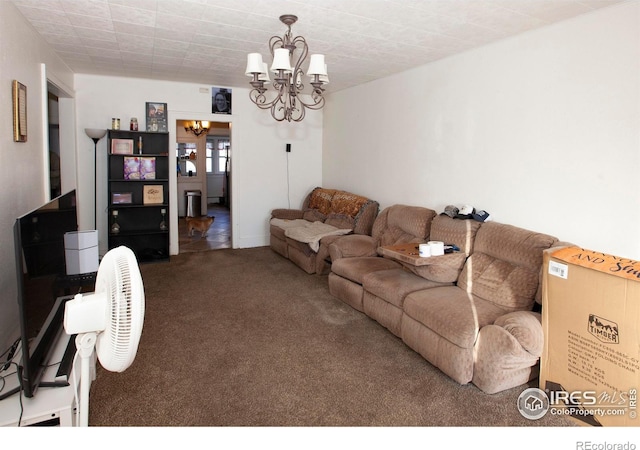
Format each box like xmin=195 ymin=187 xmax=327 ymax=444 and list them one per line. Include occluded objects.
xmin=13 ymin=189 xmax=79 ymax=398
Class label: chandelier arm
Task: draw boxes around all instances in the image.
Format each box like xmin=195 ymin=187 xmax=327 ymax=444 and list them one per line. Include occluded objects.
xmin=269 ymin=36 xmax=284 ymax=57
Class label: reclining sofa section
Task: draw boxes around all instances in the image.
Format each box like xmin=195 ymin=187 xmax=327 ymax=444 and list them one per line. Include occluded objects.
xmin=269 ymin=187 xmax=379 ymax=274
xmin=329 ymin=211 xmax=559 ymax=394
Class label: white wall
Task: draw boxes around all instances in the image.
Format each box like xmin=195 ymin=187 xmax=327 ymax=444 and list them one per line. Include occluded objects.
xmin=0 ymin=2 xmax=75 ymax=354
xmin=74 ymin=75 xmax=323 ymax=255
xmin=323 ymin=2 xmax=640 ymax=260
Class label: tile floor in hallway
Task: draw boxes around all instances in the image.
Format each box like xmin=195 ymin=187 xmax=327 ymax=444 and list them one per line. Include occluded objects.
xmin=178 ymin=203 xmax=231 ymax=253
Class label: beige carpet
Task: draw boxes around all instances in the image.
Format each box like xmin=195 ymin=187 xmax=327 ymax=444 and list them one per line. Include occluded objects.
xmin=88 ymin=246 xmax=574 ymax=427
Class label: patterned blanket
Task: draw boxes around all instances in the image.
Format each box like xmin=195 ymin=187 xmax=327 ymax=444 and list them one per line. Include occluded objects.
xmin=308 ymin=188 xmax=370 ymax=218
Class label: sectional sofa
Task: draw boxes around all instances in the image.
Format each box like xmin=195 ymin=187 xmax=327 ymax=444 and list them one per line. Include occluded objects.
xmin=269 ymin=194 xmax=562 ymax=394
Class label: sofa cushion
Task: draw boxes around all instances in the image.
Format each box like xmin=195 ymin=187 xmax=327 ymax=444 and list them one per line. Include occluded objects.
xmin=331 ymin=191 xmax=370 ymax=217
xmin=429 ymin=215 xmax=482 ymax=256
xmin=307 ymin=188 xmax=336 ymax=215
xmin=403 ymin=286 xmax=508 ymax=349
xmin=373 ymin=205 xmax=436 ymax=246
xmin=456 ymin=222 xmax=558 ymax=311
xmin=270 ymin=223 xmax=287 ymax=241
xmin=325 ymin=214 xmax=356 ymax=230
xmin=303 ymin=209 xmax=326 ymax=223
xmin=473 ymin=222 xmax=557 ymax=272
xmin=363 ymin=268 xmax=448 ymax=308
xmin=457 ymin=252 xmax=540 ymax=312
xmin=331 ymin=257 xmax=401 ymax=285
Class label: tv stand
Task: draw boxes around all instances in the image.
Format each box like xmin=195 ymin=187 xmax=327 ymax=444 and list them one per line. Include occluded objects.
xmin=54 ymin=333 xmax=77 ymax=381
xmin=0 ymin=332 xmax=95 ymax=426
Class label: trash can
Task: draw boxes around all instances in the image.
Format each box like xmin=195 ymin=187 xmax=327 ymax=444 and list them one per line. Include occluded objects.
xmin=185 ymin=190 xmax=201 ymax=217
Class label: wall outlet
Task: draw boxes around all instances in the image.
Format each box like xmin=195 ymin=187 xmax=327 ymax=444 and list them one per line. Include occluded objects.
xmin=286 ymin=143 xmax=291 ymax=153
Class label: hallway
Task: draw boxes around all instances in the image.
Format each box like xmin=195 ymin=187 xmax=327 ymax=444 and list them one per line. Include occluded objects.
xmin=178 ymin=203 xmax=230 ymax=253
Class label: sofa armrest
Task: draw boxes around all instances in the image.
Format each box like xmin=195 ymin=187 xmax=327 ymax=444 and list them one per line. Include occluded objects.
xmin=493 ymin=311 xmax=543 ymax=356
xmin=328 ymin=234 xmax=377 ymax=260
xmin=472 ymin=311 xmax=543 ymax=394
xmin=271 ymin=208 xmax=304 ymax=220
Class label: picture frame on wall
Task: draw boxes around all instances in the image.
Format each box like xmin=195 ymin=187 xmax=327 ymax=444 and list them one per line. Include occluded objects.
xmin=12 ymin=80 xmax=27 ymax=142
xmin=212 ymin=87 xmax=231 ymax=115
xmin=146 ymin=102 xmax=167 ymax=132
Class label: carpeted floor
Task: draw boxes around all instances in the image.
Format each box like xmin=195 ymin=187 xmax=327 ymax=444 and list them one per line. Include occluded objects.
xmin=88 ymin=246 xmax=575 ymax=427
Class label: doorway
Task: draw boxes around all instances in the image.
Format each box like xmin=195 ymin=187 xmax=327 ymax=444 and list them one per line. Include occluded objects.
xmin=176 ymin=120 xmax=231 ymax=253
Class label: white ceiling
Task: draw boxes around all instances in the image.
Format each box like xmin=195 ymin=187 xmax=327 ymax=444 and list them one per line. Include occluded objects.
xmin=10 ymin=0 xmax=626 ymax=93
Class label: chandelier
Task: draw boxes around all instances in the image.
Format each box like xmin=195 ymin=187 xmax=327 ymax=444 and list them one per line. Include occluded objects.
xmin=184 ymin=120 xmax=209 ymax=137
xmin=245 ymin=14 xmax=328 ymax=122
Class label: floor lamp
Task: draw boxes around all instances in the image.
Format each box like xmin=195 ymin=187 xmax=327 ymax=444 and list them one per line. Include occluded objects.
xmin=85 ymin=128 xmax=107 ymax=230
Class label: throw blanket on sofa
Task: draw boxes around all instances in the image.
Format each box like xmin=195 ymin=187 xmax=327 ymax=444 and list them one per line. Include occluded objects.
xmin=270 ymin=218 xmax=310 ymax=230
xmin=271 ymin=218 xmax=352 ymax=252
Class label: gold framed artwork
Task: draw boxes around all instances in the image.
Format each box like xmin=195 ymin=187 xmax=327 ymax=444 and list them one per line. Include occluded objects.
xmin=12 ymin=80 xmax=27 ymax=142
xmin=143 ymin=185 xmax=164 ymax=204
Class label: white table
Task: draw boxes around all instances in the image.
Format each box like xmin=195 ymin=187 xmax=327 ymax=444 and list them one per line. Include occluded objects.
xmin=0 ymin=332 xmax=94 ymax=427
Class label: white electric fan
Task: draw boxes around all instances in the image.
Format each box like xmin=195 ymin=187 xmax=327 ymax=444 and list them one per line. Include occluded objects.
xmin=63 ymin=246 xmax=145 ymax=427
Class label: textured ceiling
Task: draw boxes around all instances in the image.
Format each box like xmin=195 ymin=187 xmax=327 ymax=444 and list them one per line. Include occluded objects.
xmin=10 ymin=0 xmax=626 ymax=92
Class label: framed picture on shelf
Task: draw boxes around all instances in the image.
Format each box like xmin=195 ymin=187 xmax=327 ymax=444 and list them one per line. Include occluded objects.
xmin=143 ymin=185 xmax=164 ymax=205
xmin=111 ymin=192 xmax=133 ymax=205
xmin=123 ymin=156 xmax=156 ymax=180
xmin=145 ymin=102 xmax=167 ymax=132
xmin=124 ymin=156 xmax=141 ymax=180
xmin=111 ymin=139 xmax=134 ymax=154
xmin=140 ymin=157 xmax=156 ymax=180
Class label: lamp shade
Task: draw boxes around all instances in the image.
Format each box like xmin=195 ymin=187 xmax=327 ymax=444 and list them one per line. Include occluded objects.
xmin=271 ymin=48 xmax=292 ymax=72
xmin=85 ymin=128 xmax=107 ymax=140
xmin=307 ymin=54 xmax=327 ymax=76
xmin=259 ymin=62 xmax=271 ymax=83
xmin=245 ymin=53 xmax=265 ymax=75
xmin=311 ymin=64 xmax=329 ymax=84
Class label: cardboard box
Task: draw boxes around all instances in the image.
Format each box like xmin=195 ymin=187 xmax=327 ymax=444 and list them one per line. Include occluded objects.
xmin=540 ymin=246 xmax=640 ymax=427
xmin=64 ymin=230 xmax=99 ymax=275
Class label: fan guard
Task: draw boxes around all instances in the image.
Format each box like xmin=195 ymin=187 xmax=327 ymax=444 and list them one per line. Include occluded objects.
xmin=95 ymin=247 xmax=145 ymax=372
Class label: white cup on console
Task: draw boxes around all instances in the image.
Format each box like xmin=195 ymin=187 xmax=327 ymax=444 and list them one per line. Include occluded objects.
xmin=428 ymin=241 xmax=445 ymax=256
xmin=418 ymin=243 xmax=431 ymax=257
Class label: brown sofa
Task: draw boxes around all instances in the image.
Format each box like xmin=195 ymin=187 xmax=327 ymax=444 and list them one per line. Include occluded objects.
xmin=329 ymin=211 xmax=560 ymax=394
xmin=269 ymin=187 xmax=379 ymax=274
xmin=327 ymin=204 xmax=439 ymax=312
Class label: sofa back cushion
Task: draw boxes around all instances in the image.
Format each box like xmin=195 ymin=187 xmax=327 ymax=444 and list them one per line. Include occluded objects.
xmin=302 ymin=187 xmax=379 ymax=236
xmin=306 ymin=188 xmax=336 ymax=215
xmin=372 ymin=205 xmax=436 ymax=246
xmin=456 ymin=222 xmax=557 ymax=312
xmin=429 ymin=215 xmax=482 ymax=256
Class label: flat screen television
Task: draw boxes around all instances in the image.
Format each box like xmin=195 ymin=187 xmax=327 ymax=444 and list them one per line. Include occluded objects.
xmin=10 ymin=189 xmax=79 ymax=399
